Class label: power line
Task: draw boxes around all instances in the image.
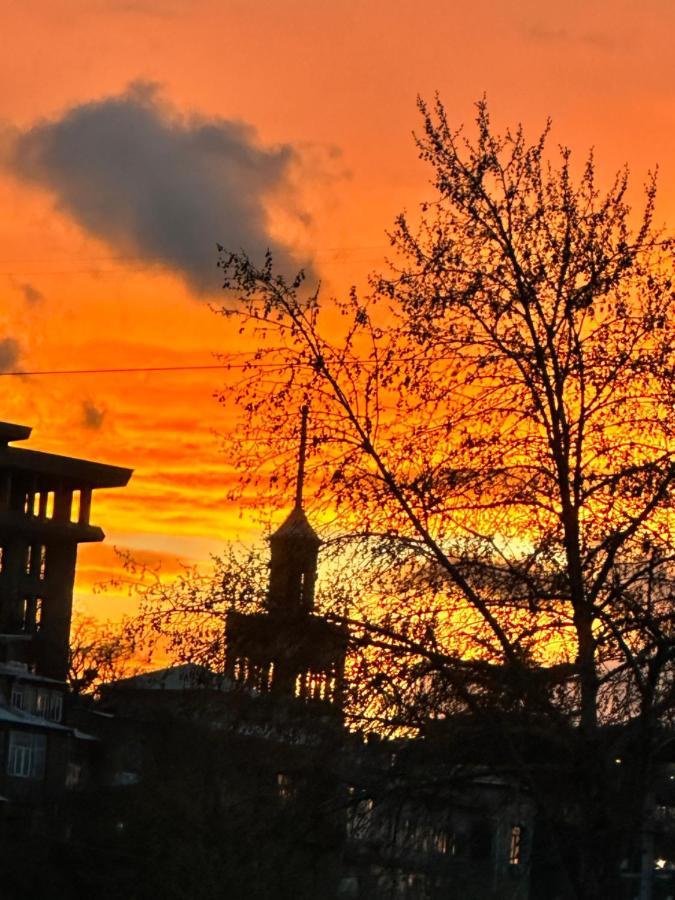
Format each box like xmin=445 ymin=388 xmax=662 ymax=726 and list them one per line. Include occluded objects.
xmin=0 ymin=355 xmax=423 ymax=378
xmin=0 ymin=245 xmax=391 ymax=277
xmin=0 ymin=363 xmax=275 ymax=377
xmin=0 ymin=245 xmax=388 ymax=264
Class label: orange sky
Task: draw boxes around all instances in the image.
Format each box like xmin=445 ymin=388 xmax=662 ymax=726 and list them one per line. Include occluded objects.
xmin=2 ymin=0 xmax=675 ymax=620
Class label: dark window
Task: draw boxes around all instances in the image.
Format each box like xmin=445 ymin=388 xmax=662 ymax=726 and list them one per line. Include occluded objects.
xmin=10 ymin=684 xmax=25 ymax=710
xmin=7 ymin=731 xmax=46 ymax=779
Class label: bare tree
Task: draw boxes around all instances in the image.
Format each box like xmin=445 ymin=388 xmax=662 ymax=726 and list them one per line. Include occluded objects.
xmin=68 ymin=613 xmax=139 ymax=695
xmin=114 ymin=546 xmax=269 ymax=673
xmin=216 ymin=98 xmax=675 ymax=899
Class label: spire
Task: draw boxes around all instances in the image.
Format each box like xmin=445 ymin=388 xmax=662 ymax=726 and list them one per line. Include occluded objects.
xmin=271 ymin=404 xmax=319 ymax=543
xmin=295 ymin=404 xmax=308 ymax=510
xmin=266 ymin=405 xmax=320 ymax=615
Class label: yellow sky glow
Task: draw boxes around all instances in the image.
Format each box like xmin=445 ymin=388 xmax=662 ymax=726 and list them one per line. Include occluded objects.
xmin=3 ymin=0 xmax=675 ymax=619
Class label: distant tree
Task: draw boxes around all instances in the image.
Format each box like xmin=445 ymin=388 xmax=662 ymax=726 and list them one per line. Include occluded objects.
xmin=68 ymin=613 xmax=138 ymax=694
xmin=112 ymin=546 xmax=268 ymax=673
xmin=216 ymin=98 xmax=675 ymax=899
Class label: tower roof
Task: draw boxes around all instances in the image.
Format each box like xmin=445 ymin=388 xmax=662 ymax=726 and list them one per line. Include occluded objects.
xmin=271 ymin=505 xmax=320 ymax=545
xmin=269 ymin=404 xmax=320 ymax=544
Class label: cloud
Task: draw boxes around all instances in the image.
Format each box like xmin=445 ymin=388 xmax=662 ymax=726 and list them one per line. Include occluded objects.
xmin=0 ymin=338 xmax=20 ymax=372
xmin=523 ymin=23 xmax=623 ymax=50
xmin=82 ymin=400 xmax=106 ymax=430
xmin=6 ymin=83 xmax=309 ymax=295
xmin=16 ymin=282 xmax=44 ymax=304
xmin=97 ymin=0 xmax=189 ymax=15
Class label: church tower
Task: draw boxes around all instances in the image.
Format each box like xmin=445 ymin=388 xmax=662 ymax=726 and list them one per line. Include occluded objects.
xmin=266 ymin=406 xmax=320 ymax=617
xmin=225 ymin=408 xmax=347 ymax=709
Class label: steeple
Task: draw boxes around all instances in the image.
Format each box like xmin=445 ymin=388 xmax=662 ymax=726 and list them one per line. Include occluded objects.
xmin=266 ymin=406 xmax=320 ymax=616
xmin=295 ymin=403 xmax=308 ymax=511
xmin=224 ymin=406 xmax=347 ymax=708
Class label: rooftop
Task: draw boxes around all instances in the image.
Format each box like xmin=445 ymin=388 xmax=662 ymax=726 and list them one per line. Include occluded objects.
xmin=271 ymin=505 xmax=321 ymax=544
xmin=0 ymin=420 xmax=132 ymax=488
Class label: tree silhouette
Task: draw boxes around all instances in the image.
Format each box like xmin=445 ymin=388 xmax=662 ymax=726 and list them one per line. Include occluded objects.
xmin=216 ymin=98 xmax=675 ymax=899
xmin=68 ymin=613 xmax=138 ymax=695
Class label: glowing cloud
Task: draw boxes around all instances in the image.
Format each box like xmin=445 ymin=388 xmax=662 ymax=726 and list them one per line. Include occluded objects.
xmin=7 ymin=83 xmax=308 ymax=295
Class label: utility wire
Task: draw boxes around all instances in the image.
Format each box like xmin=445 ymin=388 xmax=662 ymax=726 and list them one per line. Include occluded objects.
xmin=0 ymin=364 xmax=273 ymax=377
xmin=0 ymin=353 xmax=440 ymax=377
xmin=0 ymin=353 xmax=432 ymax=377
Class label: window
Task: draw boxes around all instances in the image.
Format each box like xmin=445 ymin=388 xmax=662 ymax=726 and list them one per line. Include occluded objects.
xmin=10 ymin=684 xmax=25 ymax=710
xmin=71 ymin=490 xmax=81 ymax=523
xmin=25 ymin=544 xmax=32 ymax=575
xmin=509 ymin=824 xmax=524 ymax=866
xmin=434 ymin=830 xmax=453 ymax=855
xmin=20 ymin=596 xmax=30 ymax=631
xmin=0 ymin=546 xmax=4 ymax=572
xmin=7 ymin=731 xmax=46 ymax=779
xmin=35 ymin=688 xmax=49 ymax=718
xmin=48 ymin=691 xmax=63 ymax=722
xmin=34 ymin=689 xmax=62 ymax=722
xmin=277 ymin=773 xmax=295 ymax=801
xmin=21 ymin=596 xmax=43 ymax=633
xmin=45 ymin=492 xmax=55 ymax=519
xmin=65 ymin=762 xmax=82 ymax=789
xmin=39 ymin=545 xmax=46 ymax=580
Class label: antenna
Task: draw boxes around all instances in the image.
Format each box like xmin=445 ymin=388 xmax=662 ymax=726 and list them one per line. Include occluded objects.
xmin=295 ymin=405 xmax=309 ymax=509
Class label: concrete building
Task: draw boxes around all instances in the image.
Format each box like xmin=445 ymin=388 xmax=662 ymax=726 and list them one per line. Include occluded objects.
xmin=0 ymin=419 xmax=130 ymax=817
xmin=0 ymin=420 xmax=131 ymax=682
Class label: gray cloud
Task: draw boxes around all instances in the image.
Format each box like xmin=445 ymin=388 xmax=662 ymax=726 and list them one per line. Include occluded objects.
xmin=99 ymin=0 xmax=190 ymax=14
xmin=0 ymin=339 xmax=21 ymax=372
xmin=523 ymin=23 xmax=624 ymax=50
xmin=17 ymin=282 xmax=44 ymax=304
xmin=6 ymin=83 xmax=308 ymax=295
xmin=82 ymin=400 xmax=106 ymax=430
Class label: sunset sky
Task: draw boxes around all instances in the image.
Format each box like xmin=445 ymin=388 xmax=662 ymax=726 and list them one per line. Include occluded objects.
xmin=2 ymin=0 xmax=675 ymax=620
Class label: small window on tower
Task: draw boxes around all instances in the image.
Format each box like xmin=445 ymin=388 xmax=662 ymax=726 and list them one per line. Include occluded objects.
xmin=25 ymin=545 xmax=32 ymax=576
xmin=45 ymin=492 xmax=55 ymax=519
xmin=0 ymin=546 xmax=4 ymax=572
xmin=39 ymin=546 xmax=46 ymax=580
xmin=32 ymin=493 xmax=40 ymax=517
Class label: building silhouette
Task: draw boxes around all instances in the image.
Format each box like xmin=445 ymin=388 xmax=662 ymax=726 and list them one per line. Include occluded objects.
xmin=9 ymin=415 xmax=670 ymax=899
xmin=225 ymin=410 xmax=347 ymax=708
xmin=0 ymin=420 xmax=131 ymax=681
xmin=0 ymin=420 xmax=131 ymax=893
